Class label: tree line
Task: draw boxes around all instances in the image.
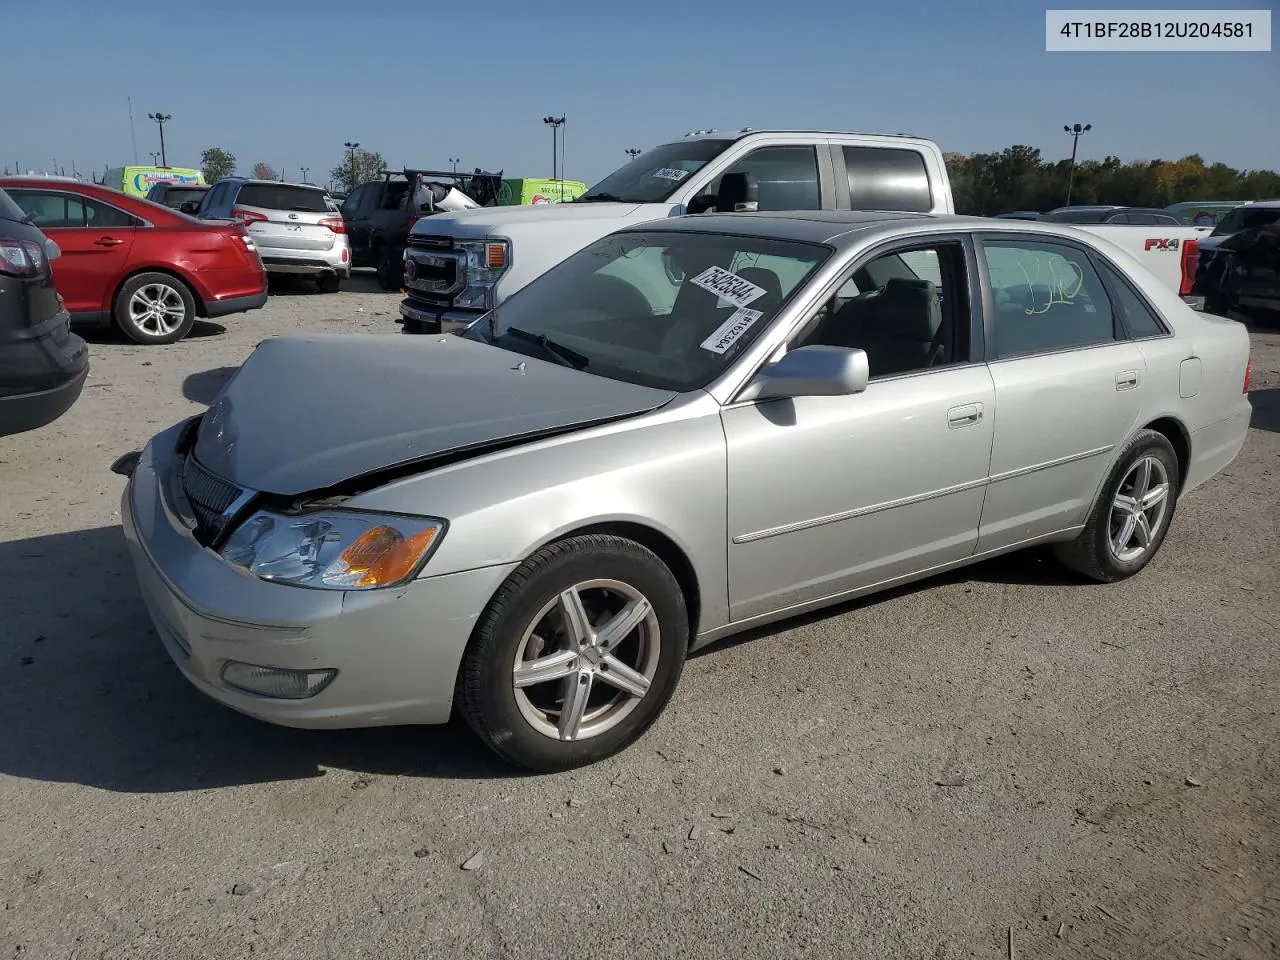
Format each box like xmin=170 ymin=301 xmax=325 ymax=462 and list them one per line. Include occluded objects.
xmin=945 ymin=146 xmax=1280 ymax=216
xmin=200 ymin=146 xmax=387 ymax=191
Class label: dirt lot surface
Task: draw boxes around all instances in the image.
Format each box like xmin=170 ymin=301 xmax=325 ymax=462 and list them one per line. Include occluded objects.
xmin=2 ymin=275 xmax=1278 ymax=960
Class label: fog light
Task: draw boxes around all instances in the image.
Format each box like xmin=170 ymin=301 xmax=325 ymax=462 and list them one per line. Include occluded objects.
xmin=221 ymin=661 xmax=336 ymax=699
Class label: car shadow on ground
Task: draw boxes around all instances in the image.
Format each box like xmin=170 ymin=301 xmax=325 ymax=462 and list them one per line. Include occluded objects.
xmin=76 ymin=320 xmax=227 ymax=345
xmin=1249 ymin=388 xmax=1279 ymax=433
xmin=182 ymin=367 xmax=240 ymax=405
xmin=0 ymin=523 xmax=1086 ymax=793
xmin=0 ymin=525 xmax=514 ymax=793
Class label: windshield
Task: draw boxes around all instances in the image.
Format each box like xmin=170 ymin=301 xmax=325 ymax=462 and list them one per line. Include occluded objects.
xmin=1212 ymin=207 xmax=1280 ymax=236
xmin=463 ymin=230 xmax=830 ymax=391
xmin=575 ymin=139 xmax=734 ymax=204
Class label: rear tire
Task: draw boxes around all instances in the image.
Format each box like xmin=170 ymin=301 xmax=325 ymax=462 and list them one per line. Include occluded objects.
xmin=1053 ymin=429 xmax=1180 ymax=582
xmin=375 ymin=246 xmax=402 ymax=290
xmin=113 ymin=273 xmax=197 ymax=345
xmin=316 ymin=274 xmax=341 ymax=294
xmin=457 ymin=535 xmax=689 ymax=772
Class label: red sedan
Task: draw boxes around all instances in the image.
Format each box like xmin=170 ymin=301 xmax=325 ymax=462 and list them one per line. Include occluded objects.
xmin=0 ymin=177 xmax=267 ymax=345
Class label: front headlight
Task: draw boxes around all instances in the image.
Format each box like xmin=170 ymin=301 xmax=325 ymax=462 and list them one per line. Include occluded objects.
xmin=455 ymin=239 xmax=510 ymax=310
xmin=219 ymin=509 xmax=445 ymax=590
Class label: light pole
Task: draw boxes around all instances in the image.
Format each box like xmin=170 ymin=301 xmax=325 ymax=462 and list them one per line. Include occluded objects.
xmin=148 ymin=112 xmax=172 ymax=167
xmin=1063 ymin=122 xmax=1092 ymax=206
xmin=449 ymin=157 xmax=460 ymax=174
xmin=150 ymin=151 xmax=160 ymax=165
xmin=625 ymin=147 xmax=641 ymax=159
xmin=343 ymin=141 xmax=360 ymax=189
xmin=542 ymin=115 xmax=565 ymax=180
xmin=300 ymin=166 xmax=310 ymax=183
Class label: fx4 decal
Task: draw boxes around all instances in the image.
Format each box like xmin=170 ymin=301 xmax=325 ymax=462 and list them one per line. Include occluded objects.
xmin=1144 ymin=238 xmax=1182 ymax=251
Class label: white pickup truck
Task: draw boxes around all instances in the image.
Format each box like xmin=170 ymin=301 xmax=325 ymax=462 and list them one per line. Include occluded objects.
xmin=399 ymin=128 xmax=1209 ymax=332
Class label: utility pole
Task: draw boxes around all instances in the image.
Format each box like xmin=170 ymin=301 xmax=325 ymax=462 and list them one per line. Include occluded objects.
xmin=343 ymin=141 xmax=360 ymax=189
xmin=625 ymin=147 xmax=641 ymax=159
xmin=148 ymin=112 xmax=172 ymax=167
xmin=300 ymin=166 xmax=310 ymax=183
xmin=542 ymin=115 xmax=565 ymax=181
xmin=1063 ymin=122 xmax=1092 ymax=206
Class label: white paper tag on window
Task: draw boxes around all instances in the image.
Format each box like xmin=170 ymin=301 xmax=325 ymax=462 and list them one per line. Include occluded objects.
xmin=652 ymin=168 xmax=690 ymax=181
xmin=688 ymin=266 xmax=767 ymax=308
xmin=700 ymin=307 xmax=764 ymax=354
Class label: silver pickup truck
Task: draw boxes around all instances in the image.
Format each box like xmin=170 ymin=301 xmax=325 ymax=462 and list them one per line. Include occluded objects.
xmin=399 ymin=129 xmax=955 ymax=333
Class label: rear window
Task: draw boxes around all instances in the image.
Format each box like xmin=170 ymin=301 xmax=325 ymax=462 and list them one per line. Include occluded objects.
xmin=1212 ymin=207 xmax=1280 ymax=236
xmin=165 ymin=188 xmax=207 ymax=203
xmin=842 ymin=146 xmax=933 ymax=213
xmin=0 ymin=186 xmax=27 ymax=222
xmin=235 ymin=183 xmax=328 ymax=212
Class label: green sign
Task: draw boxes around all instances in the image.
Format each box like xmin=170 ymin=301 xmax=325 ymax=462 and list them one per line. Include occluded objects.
xmin=497 ymin=178 xmax=587 ymax=206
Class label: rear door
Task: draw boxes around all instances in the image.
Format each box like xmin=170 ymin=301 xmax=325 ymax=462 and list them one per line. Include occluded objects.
xmin=7 ymin=188 xmax=138 ymax=315
xmin=341 ymin=183 xmax=377 ymax=264
xmin=230 ymin=183 xmax=337 ymax=257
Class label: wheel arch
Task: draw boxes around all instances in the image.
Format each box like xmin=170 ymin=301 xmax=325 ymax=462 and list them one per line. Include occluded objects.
xmin=111 ymin=265 xmax=207 ymax=318
xmin=529 ymin=520 xmax=703 ymax=641
xmin=1141 ymin=415 xmax=1191 ymax=488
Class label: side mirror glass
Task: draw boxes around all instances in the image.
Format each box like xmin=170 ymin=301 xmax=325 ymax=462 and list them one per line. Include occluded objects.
xmin=741 ymin=345 xmax=869 ymax=401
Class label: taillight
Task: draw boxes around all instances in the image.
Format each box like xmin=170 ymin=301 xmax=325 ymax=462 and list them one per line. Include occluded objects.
xmin=318 ymin=216 xmax=346 ymax=234
xmin=1243 ymin=356 xmax=1252 ymax=393
xmin=0 ymin=238 xmax=46 ymax=277
xmin=232 ymin=207 xmax=267 ymax=224
xmin=1179 ymin=238 xmax=1200 ymax=296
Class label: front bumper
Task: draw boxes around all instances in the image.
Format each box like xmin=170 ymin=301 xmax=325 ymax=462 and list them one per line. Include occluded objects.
xmin=119 ymin=431 xmax=516 ymax=729
xmin=397 ymin=298 xmax=481 ymax=334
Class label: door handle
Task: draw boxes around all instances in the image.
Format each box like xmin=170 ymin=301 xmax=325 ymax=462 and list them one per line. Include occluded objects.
xmin=1115 ymin=370 xmax=1140 ymax=390
xmin=947 ymin=403 xmax=984 ymax=427
xmin=93 ymin=237 xmax=124 ymax=247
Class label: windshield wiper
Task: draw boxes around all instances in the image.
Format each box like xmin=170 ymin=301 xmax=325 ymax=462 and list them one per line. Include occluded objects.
xmin=575 ymin=192 xmax=628 ymax=203
xmin=503 ymin=327 xmax=590 ymax=369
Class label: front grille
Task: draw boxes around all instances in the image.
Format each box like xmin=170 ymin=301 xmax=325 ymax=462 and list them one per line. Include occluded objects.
xmin=181 ymin=455 xmax=246 ymax=545
xmin=406 ymin=234 xmax=452 ymax=250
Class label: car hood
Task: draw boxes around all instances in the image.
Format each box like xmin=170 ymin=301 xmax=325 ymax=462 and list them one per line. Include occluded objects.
xmin=192 ymin=333 xmax=676 ymax=496
xmin=414 ymin=201 xmax=669 ymax=237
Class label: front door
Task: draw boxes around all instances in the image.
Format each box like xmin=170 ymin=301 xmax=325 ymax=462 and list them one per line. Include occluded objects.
xmin=974 ymin=234 xmax=1147 ymax=552
xmin=722 ymin=237 xmax=996 ymax=622
xmin=8 ymin=189 xmax=137 ymax=316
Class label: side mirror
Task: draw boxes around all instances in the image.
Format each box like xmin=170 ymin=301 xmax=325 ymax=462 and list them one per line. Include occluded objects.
xmin=716 ymin=172 xmax=758 ymax=213
xmin=687 ymin=193 xmax=718 ymax=215
xmin=739 ymin=345 xmax=869 ymax=401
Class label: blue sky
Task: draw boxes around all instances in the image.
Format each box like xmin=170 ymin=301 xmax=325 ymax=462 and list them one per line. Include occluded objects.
xmin=5 ymin=0 xmax=1276 ymax=186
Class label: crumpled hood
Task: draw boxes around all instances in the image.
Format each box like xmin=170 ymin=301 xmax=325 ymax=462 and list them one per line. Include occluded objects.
xmin=415 ymin=201 xmax=668 ymax=237
xmin=193 ymin=334 xmax=676 ymax=496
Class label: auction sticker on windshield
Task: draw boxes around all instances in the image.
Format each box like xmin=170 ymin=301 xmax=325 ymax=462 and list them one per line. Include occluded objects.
xmin=700 ymin=307 xmax=764 ymax=354
xmin=652 ymin=168 xmax=690 ymax=181
xmin=689 ymin=266 xmax=767 ymax=308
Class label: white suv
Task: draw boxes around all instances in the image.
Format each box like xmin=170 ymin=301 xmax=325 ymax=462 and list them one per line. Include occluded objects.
xmin=198 ymin=179 xmax=350 ymax=292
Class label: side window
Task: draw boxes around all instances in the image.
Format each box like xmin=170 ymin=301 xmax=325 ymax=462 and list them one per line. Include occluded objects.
xmin=1097 ymin=260 xmax=1168 ymax=338
xmin=341 ymin=184 xmax=368 ymax=217
xmin=1107 ymin=213 xmax=1132 ymax=223
xmin=982 ymin=239 xmax=1115 ymax=358
xmin=793 ymin=242 xmax=969 ymax=379
xmin=9 ymin=191 xmax=84 ymax=228
xmin=704 ymin=145 xmax=820 ymax=211
xmin=842 ymin=147 xmax=933 ymax=213
xmin=83 ymin=198 xmax=138 ymax=228
xmin=201 ymin=181 xmax=227 ymax=214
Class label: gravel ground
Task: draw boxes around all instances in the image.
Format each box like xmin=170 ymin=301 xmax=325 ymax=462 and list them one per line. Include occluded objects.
xmin=2 ymin=275 xmax=1278 ymax=960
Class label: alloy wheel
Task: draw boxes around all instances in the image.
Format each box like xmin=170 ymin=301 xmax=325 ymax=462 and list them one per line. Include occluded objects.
xmin=1108 ymin=456 xmax=1171 ymax=562
xmin=512 ymin=579 xmax=660 ymax=742
xmin=128 ymin=282 xmax=186 ymax=336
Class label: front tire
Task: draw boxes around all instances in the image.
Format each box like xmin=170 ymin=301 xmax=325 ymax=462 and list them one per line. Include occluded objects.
xmin=1054 ymin=429 xmax=1180 ymax=582
xmin=375 ymin=246 xmax=402 ymax=290
xmin=457 ymin=535 xmax=689 ymax=772
xmin=113 ymin=273 xmax=197 ymax=345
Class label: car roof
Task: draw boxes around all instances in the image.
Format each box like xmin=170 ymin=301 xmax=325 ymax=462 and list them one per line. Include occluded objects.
xmin=225 ymin=178 xmax=326 ymax=190
xmin=668 ymin=128 xmax=931 ymax=144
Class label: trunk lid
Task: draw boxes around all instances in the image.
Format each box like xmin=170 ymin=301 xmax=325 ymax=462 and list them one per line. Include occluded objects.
xmin=233 ymin=183 xmax=340 ymax=252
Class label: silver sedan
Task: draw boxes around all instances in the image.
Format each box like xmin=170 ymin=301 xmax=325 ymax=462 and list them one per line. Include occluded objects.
xmin=119 ymin=211 xmax=1254 ymax=771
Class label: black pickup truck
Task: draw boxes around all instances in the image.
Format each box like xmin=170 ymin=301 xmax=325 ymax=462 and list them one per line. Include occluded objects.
xmin=340 ymin=170 xmax=502 ymax=290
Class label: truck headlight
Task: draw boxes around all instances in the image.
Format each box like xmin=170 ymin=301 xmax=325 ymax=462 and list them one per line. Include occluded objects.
xmin=455 ymin=240 xmax=510 ymax=310
xmin=220 ymin=509 xmax=446 ymax=590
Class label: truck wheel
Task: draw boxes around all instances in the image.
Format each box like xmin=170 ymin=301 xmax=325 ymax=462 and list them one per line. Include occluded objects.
xmin=376 ymin=247 xmax=403 ymax=290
